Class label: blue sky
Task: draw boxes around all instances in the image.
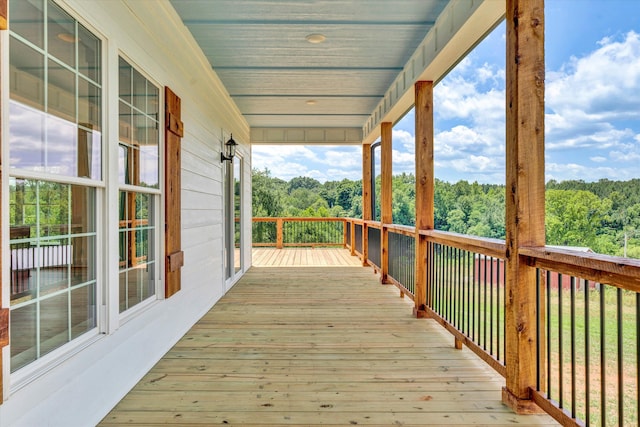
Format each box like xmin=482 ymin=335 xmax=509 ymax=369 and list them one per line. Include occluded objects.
xmin=253 ymin=1 xmax=640 ymax=184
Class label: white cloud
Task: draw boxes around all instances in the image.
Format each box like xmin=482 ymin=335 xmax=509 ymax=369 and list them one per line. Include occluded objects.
xmin=450 ymin=155 xmax=495 ymax=173
xmin=323 ymin=148 xmax=361 ymax=169
xmin=610 ymin=150 xmax=640 ymax=162
xmin=545 ymin=162 xmax=637 ymax=182
xmin=547 ymin=31 xmax=640 ymax=121
xmin=590 ymin=156 xmax=608 ymax=163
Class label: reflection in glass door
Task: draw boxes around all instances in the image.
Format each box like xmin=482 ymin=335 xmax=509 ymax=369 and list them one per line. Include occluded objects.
xmin=234 ymin=158 xmax=242 ymax=274
xmin=224 ymin=155 xmax=243 ymax=282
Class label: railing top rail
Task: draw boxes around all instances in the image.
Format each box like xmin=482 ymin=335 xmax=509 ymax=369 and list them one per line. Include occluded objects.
xmin=421 ymin=229 xmax=507 ymax=259
xmin=521 ymin=246 xmax=640 ymax=292
xmin=253 ymin=217 xmax=347 ymax=222
xmin=385 ymin=223 xmax=416 ymax=236
xmin=363 ymin=220 xmax=381 ymax=228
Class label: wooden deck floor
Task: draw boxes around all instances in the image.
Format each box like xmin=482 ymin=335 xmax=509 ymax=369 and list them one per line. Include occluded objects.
xmin=100 ymin=266 xmax=558 ymax=426
xmin=252 ymin=247 xmax=362 ymax=267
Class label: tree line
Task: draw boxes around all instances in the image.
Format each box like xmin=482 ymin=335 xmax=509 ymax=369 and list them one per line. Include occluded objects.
xmin=252 ymin=169 xmax=640 ymax=258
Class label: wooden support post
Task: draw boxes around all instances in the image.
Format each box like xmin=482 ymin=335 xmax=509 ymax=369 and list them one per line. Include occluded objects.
xmin=414 ymin=81 xmax=434 ymax=318
xmin=362 ymin=144 xmax=372 ymax=266
xmin=350 ymin=220 xmax=356 ymax=256
xmin=342 ymin=219 xmax=347 ymax=249
xmin=454 ymin=338 xmax=463 ymax=350
xmin=502 ymin=0 xmax=546 ymax=414
xmin=362 ymin=144 xmax=372 ymax=221
xmin=276 ymin=218 xmax=284 ymax=249
xmin=380 ymin=122 xmax=392 ymax=284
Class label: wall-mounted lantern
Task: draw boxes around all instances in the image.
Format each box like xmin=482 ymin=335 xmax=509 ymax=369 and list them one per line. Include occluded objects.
xmin=220 ymin=134 xmax=237 ymax=163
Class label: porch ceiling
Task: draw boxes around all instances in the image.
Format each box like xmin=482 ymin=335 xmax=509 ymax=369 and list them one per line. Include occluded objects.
xmin=169 ymin=0 xmax=504 ymax=144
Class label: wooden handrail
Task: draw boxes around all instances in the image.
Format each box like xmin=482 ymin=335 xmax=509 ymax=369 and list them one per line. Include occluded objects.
xmin=421 ymin=229 xmax=507 ymax=259
xmin=520 ymin=246 xmax=640 ymax=292
xmin=385 ymin=223 xmax=416 ymax=237
xmin=253 ymin=217 xmax=346 ymax=223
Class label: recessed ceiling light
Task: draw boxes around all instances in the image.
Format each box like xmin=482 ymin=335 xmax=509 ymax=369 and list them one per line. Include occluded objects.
xmin=306 ymin=100 xmax=317 ymax=105
xmin=305 ymin=33 xmax=326 ymax=44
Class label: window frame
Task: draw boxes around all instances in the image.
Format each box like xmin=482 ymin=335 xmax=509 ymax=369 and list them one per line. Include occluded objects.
xmin=115 ymin=53 xmax=163 ymax=320
xmin=4 ymin=0 xmax=107 ymax=388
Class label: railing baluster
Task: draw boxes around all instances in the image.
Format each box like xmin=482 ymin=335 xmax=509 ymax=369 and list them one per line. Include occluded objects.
xmin=473 ymin=251 xmax=477 ymax=343
xmin=497 ymin=256 xmax=501 ymax=362
xmin=445 ymin=245 xmax=450 ymax=322
xmin=456 ymin=247 xmax=461 ymax=329
xmin=617 ymin=287 xmax=623 ymax=427
xmin=601 ymin=283 xmax=606 ymax=427
xmin=483 ymin=254 xmax=487 ymax=351
xmin=490 ymin=256 xmax=494 ymax=356
xmin=536 ymin=269 xmax=541 ymax=391
xmin=559 ymin=273 xmax=564 ymax=409
xmin=547 ymin=271 xmax=552 ymax=399
xmin=466 ymin=251 xmax=471 ymax=337
xmin=585 ymin=280 xmax=591 ymax=426
xmin=570 ymin=276 xmax=576 ymax=418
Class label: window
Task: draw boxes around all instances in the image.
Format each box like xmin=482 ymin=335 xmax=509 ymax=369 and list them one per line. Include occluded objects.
xmin=118 ymin=57 xmax=160 ymax=313
xmin=8 ymin=0 xmax=101 ymax=372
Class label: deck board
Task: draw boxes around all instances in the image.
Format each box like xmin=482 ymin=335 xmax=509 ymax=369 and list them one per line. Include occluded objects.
xmin=253 ymin=248 xmax=361 ymax=267
xmin=100 ymin=265 xmax=558 ymax=426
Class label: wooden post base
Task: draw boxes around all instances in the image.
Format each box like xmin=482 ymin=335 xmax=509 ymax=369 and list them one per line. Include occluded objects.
xmin=413 ymin=305 xmax=428 ymax=318
xmin=501 ymin=387 xmax=545 ymax=414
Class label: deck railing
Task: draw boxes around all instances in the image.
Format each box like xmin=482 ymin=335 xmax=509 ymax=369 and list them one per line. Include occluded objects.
xmin=252 ymin=217 xmax=346 ymax=248
xmin=251 ymin=216 xmax=640 ymax=426
xmin=522 ymin=247 xmax=640 ymax=426
xmin=387 ymin=224 xmax=415 ymax=297
xmin=424 ymin=231 xmax=507 ymax=374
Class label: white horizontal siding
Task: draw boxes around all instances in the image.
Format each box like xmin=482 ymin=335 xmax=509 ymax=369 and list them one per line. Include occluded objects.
xmin=0 ymin=0 xmax=250 ymax=426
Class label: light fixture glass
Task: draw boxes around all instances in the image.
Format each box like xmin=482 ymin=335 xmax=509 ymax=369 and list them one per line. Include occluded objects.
xmin=306 ymin=100 xmax=317 ymax=105
xmin=305 ymin=33 xmax=326 ymax=44
xmin=221 ymin=134 xmax=238 ymax=163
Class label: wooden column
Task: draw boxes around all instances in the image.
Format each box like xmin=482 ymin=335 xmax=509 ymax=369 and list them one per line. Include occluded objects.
xmin=276 ymin=218 xmax=283 ymax=249
xmin=413 ymin=81 xmax=434 ymax=318
xmin=380 ymin=122 xmax=392 ymax=284
xmin=502 ymin=0 xmax=546 ymax=413
xmin=362 ymin=144 xmax=372 ymax=266
xmin=362 ymin=144 xmax=372 ymax=221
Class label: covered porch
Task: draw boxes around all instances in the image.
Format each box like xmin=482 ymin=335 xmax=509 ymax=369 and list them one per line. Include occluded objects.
xmin=100 ymin=261 xmax=558 ymax=426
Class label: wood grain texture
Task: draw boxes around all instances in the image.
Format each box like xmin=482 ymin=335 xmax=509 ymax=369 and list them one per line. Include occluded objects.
xmin=503 ymin=0 xmax=546 ymax=409
xmin=520 ymin=246 xmax=640 ymax=292
xmin=414 ymin=81 xmax=434 ymax=232
xmin=362 ymin=144 xmax=372 ymax=221
xmin=414 ymin=82 xmax=433 ymax=316
xmin=423 ymin=229 xmax=507 ymax=260
xmin=165 ymin=87 xmax=183 ymax=298
xmin=380 ymin=123 xmax=393 ymax=284
xmin=99 ymin=266 xmax=558 ymax=426
xmin=252 ymin=248 xmax=361 ymax=267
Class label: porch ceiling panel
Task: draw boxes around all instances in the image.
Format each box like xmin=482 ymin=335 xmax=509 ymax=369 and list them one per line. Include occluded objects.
xmin=169 ymin=0 xmax=500 ymax=144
